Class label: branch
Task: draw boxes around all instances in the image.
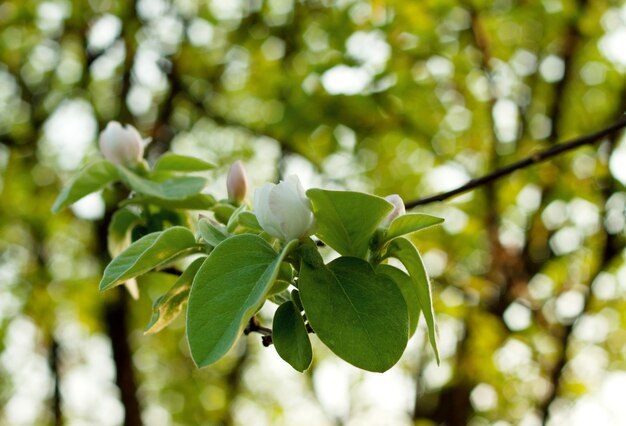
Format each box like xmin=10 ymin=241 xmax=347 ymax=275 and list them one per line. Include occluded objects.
xmin=244 ymin=316 xmax=314 ymax=347
xmin=404 ymin=116 xmax=626 ymax=209
xmin=48 ymin=338 xmax=62 ymax=426
xmin=244 ymin=317 xmax=274 ymax=347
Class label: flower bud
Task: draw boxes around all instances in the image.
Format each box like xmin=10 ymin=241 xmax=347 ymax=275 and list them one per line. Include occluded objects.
xmin=226 ymin=160 xmax=248 ymax=204
xmin=99 ymin=121 xmax=144 ymax=166
xmin=253 ymin=175 xmax=315 ymax=241
xmin=382 ymin=194 xmax=406 ymax=227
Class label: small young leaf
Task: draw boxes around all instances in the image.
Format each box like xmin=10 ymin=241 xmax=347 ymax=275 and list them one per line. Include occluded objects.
xmin=226 ymin=204 xmax=247 ymax=233
xmin=237 ymin=211 xmax=262 ymax=231
xmin=377 ymin=264 xmax=421 ymax=337
xmin=384 ymin=213 xmax=444 ymax=243
xmin=386 ymin=238 xmax=439 ymax=363
xmin=187 ymin=236 xmax=299 ymax=367
xmin=198 ymin=218 xmax=228 ymax=247
xmin=299 ymin=248 xmax=408 ymax=372
xmin=212 ymin=203 xmax=237 ymax=224
xmin=100 ymin=226 xmax=200 ymax=291
xmin=268 ymin=279 xmax=290 ymax=296
xmin=52 ymin=160 xmax=119 ymax=213
xmin=107 ymin=208 xmax=142 ymax=257
xmin=306 ymin=189 xmax=393 ymax=258
xmin=273 ymin=301 xmax=313 ymax=372
xmin=268 ymin=288 xmax=292 ymax=305
xmin=291 ymin=289 xmax=304 ymax=312
xmin=153 ymin=153 xmax=216 ymax=172
xmin=145 ymin=257 xmax=206 ymax=334
xmin=117 ymin=166 xmax=206 ymax=200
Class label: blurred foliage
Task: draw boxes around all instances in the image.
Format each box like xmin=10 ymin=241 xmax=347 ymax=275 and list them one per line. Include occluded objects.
xmin=1 ymin=0 xmax=626 ymax=425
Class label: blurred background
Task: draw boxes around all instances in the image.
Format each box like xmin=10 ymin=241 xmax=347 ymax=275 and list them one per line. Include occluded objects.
xmin=2 ymin=0 xmax=626 ymax=425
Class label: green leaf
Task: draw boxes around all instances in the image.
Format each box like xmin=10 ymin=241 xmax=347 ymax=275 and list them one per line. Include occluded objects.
xmin=52 ymin=160 xmax=119 ymax=213
xmin=212 ymin=203 xmax=237 ymax=224
xmin=306 ymin=189 xmax=393 ymax=258
xmin=226 ymin=204 xmax=247 ymax=232
xmin=107 ymin=208 xmax=142 ymax=257
xmin=100 ymin=226 xmax=200 ymax=291
xmin=117 ymin=166 xmax=206 ymax=200
xmin=377 ymin=264 xmax=421 ymax=337
xmin=273 ymin=301 xmax=313 ymax=372
xmin=384 ymin=214 xmax=444 ymax=243
xmin=187 ymin=236 xmax=299 ymax=367
xmin=198 ymin=218 xmax=228 ymax=246
xmin=237 ymin=211 xmax=262 ymax=232
xmin=123 ymin=194 xmax=216 ymax=210
xmin=145 ymin=257 xmax=206 ymax=334
xmin=298 ymin=248 xmax=408 ymax=372
xmin=386 ymin=238 xmax=439 ymax=363
xmin=268 ymin=288 xmax=291 ymax=305
xmin=153 ymin=153 xmax=216 ymax=172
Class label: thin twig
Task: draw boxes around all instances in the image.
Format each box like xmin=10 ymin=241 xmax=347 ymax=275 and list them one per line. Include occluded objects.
xmin=404 ymin=116 xmax=626 ymax=209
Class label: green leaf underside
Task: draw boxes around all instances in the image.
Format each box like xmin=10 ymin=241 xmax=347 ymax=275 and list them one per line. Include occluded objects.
xmin=107 ymin=208 xmax=142 ymax=257
xmin=117 ymin=166 xmax=206 ymax=200
xmin=154 ymin=153 xmax=216 ymax=172
xmin=186 ymin=236 xmax=298 ymax=367
xmin=306 ymin=189 xmax=394 ymax=258
xmin=384 ymin=213 xmax=444 ymax=242
xmin=100 ymin=226 xmax=199 ymax=291
xmin=52 ymin=160 xmax=119 ymax=213
xmin=198 ymin=219 xmax=228 ymax=246
xmin=145 ymin=257 xmax=206 ymax=334
xmin=377 ymin=264 xmax=421 ymax=337
xmin=387 ymin=238 xmax=440 ymax=363
xmin=299 ymin=249 xmax=408 ymax=372
xmin=273 ymin=301 xmax=313 ymax=372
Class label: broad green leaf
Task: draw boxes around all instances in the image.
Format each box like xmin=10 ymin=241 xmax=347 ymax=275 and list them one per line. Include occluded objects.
xmin=145 ymin=257 xmax=206 ymax=334
xmin=187 ymin=236 xmax=299 ymax=367
xmin=377 ymin=264 xmax=421 ymax=337
xmin=117 ymin=166 xmax=206 ymax=200
xmin=306 ymin=189 xmax=393 ymax=258
xmin=387 ymin=238 xmax=439 ymax=363
xmin=153 ymin=153 xmax=216 ymax=172
xmin=273 ymin=301 xmax=313 ymax=372
xmin=52 ymin=160 xmax=119 ymax=212
xmin=299 ymin=249 xmax=408 ymax=372
xmin=123 ymin=194 xmax=216 ymax=210
xmin=198 ymin=218 xmax=228 ymax=246
xmin=384 ymin=213 xmax=444 ymax=242
xmin=107 ymin=208 xmax=142 ymax=257
xmin=100 ymin=226 xmax=200 ymax=291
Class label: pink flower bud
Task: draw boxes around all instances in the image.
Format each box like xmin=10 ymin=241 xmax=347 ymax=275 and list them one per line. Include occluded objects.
xmin=382 ymin=194 xmax=406 ymax=227
xmin=99 ymin=121 xmax=144 ymax=166
xmin=226 ymin=160 xmax=248 ymax=204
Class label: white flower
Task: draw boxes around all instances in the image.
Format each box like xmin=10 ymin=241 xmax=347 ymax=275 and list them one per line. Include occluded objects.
xmin=254 ymin=175 xmax=315 ymax=241
xmin=382 ymin=194 xmax=405 ymax=227
xmin=226 ymin=160 xmax=248 ymax=204
xmin=99 ymin=121 xmax=144 ymax=166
